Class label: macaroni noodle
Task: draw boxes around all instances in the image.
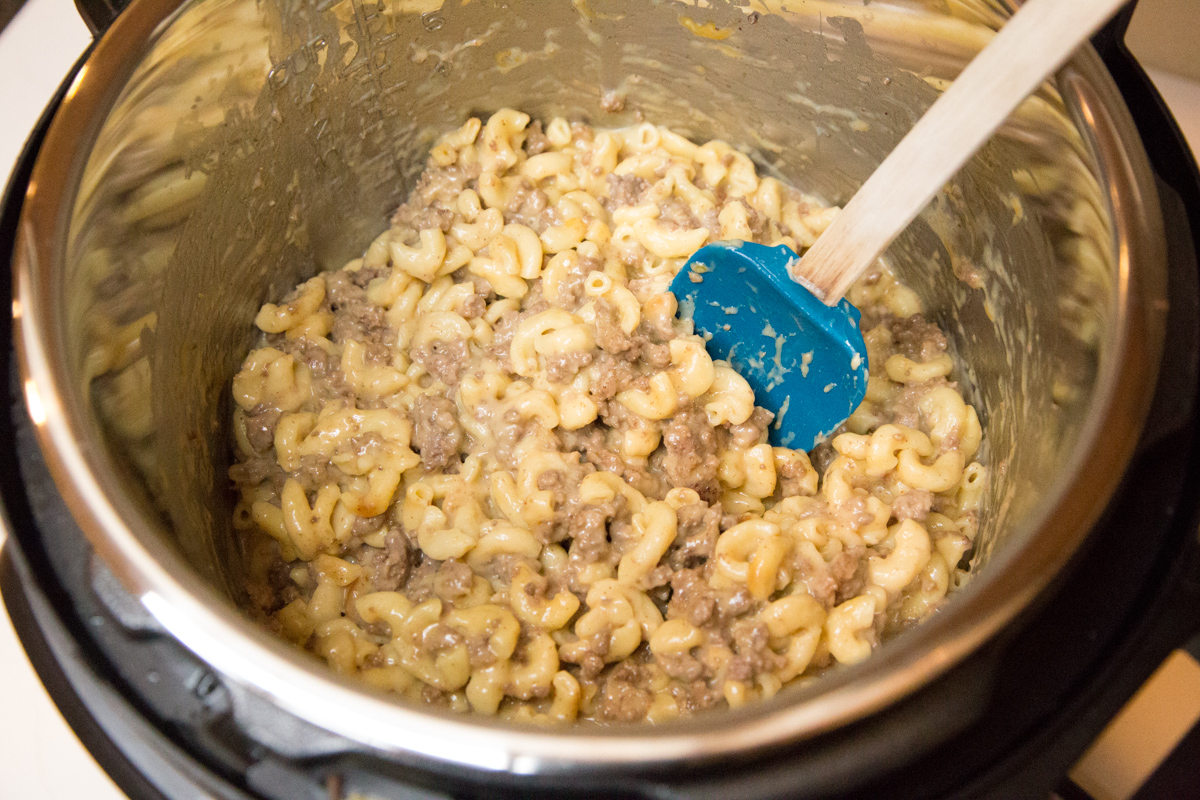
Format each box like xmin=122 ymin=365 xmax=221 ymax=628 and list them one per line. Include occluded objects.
xmin=230 ymin=110 xmax=987 ymax=724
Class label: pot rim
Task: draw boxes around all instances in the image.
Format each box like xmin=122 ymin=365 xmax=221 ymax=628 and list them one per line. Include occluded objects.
xmin=10 ymin=0 xmax=1168 ymax=774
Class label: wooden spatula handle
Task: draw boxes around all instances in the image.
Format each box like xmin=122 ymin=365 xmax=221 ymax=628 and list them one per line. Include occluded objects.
xmin=796 ymin=0 xmax=1129 ymax=303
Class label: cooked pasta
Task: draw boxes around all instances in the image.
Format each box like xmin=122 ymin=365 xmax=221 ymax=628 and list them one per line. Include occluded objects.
xmin=229 ymin=110 xmax=985 ymax=723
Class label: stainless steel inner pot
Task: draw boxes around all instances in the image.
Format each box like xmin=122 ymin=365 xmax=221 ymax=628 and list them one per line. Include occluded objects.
xmin=12 ymin=0 xmax=1168 ymax=776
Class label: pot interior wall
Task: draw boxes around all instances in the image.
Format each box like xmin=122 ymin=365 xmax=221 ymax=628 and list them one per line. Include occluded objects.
xmin=62 ymin=0 xmax=1114 ymax=628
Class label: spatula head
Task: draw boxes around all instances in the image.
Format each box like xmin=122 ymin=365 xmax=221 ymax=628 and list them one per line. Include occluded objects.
xmin=670 ymin=241 xmax=869 ymax=449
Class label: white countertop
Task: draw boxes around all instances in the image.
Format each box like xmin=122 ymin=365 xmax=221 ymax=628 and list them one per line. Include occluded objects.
xmin=1 ymin=2 xmax=1198 ymax=799
xmin=0 ymin=5 xmax=127 ymax=797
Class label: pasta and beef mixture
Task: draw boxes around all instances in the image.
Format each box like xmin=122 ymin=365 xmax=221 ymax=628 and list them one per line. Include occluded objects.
xmin=230 ymin=109 xmax=985 ymax=724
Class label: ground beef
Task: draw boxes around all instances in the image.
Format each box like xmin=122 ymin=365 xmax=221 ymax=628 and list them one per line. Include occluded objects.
xmin=891 ymin=490 xmax=934 ymax=522
xmin=352 ymin=512 xmax=384 ymax=539
xmin=715 ymin=588 xmax=756 ymax=622
xmin=696 ymin=206 xmax=721 ymax=235
xmin=504 ymin=179 xmax=551 ymax=229
xmin=403 ymin=555 xmax=440 ymax=604
xmin=420 ymin=684 xmax=448 ymax=706
xmin=670 ymin=679 xmax=721 ymax=714
xmin=634 ymin=337 xmax=671 ymax=368
xmin=831 ymin=549 xmax=864 ymax=584
xmin=830 ymin=547 xmax=867 ymax=605
xmin=605 ymin=174 xmax=648 ymax=208
xmin=524 ymin=120 xmax=550 ymax=155
xmin=242 ymin=406 xmax=280 ymax=453
xmin=834 ymin=556 xmax=869 ymax=605
xmin=391 ymin=163 xmax=479 ymax=228
xmin=740 ymin=199 xmax=769 ymax=240
xmin=489 ymin=307 xmax=524 ymax=363
xmin=545 ymin=253 xmax=600 ymax=311
xmin=348 ymin=265 xmax=389 ymax=289
xmin=726 ymin=620 xmax=780 ymax=682
xmin=466 ymin=632 xmax=499 ymax=668
xmin=840 ymin=495 xmax=879 ymax=528
xmin=492 ymin=411 xmax=537 ymax=466
xmin=404 ymin=206 xmax=455 ymax=231
xmin=364 ymin=341 xmax=393 ymax=365
xmin=411 ymin=337 xmax=469 ymax=385
xmin=259 ymin=555 xmax=299 ymax=615
xmin=658 ymin=197 xmax=702 ymax=232
xmin=638 ymin=303 xmax=677 ymax=344
xmin=460 ymin=292 xmax=487 ymax=319
xmin=569 ymin=121 xmax=594 ymax=145
xmin=274 ymin=335 xmax=335 ymax=380
xmin=779 ymin=453 xmax=817 ymax=497
xmin=238 ymin=453 xmax=330 ymax=495
xmin=468 ymin=554 xmax=527 ymax=586
xmin=556 ymin=424 xmax=616 ymax=469
xmin=661 ymin=408 xmax=721 ymax=503
xmin=891 ymin=314 xmax=948 ymax=362
xmin=591 ymin=301 xmax=671 ymax=368
xmin=536 ymin=469 xmax=571 ymax=509
xmin=808 ymin=439 xmax=839 ymax=474
xmin=561 ymin=632 xmax=609 ymax=680
xmin=591 ymin=299 xmax=633 ymax=355
xmin=888 ymin=379 xmax=952 ymax=432
xmin=596 ymin=663 xmax=653 ymax=722
xmin=558 ymin=424 xmax=668 ymax=500
xmin=798 ymin=559 xmax=838 ymax=608
xmin=588 ymin=353 xmax=636 ymax=401
xmin=656 ymin=651 xmax=705 ymax=682
xmin=667 ymin=503 xmax=720 ymax=569
xmin=411 ymin=394 xmax=463 ymax=470
xmin=434 ymin=559 xmax=475 ymax=600
xmin=292 ymin=455 xmax=333 ymax=493
xmin=667 ymin=568 xmax=717 ymax=627
xmin=324 ymin=271 xmax=388 ymax=344
xmin=356 ymin=530 xmax=411 ymax=592
xmin=600 ymin=90 xmax=626 ymax=113
xmin=421 ymin=623 xmax=465 ymax=656
xmin=726 ymin=406 xmax=773 ymax=450
xmin=227 ymin=455 xmax=278 ymax=487
xmin=544 ymin=350 xmax=595 ymax=383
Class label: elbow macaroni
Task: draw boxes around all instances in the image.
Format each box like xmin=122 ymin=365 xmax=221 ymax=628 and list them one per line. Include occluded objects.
xmin=230 ymin=109 xmax=987 ymax=725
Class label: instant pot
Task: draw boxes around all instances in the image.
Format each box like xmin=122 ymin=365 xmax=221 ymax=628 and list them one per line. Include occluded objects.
xmin=2 ymin=0 xmax=1199 ymax=798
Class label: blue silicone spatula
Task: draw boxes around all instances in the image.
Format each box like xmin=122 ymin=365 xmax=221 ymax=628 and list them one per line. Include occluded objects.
xmin=670 ymin=0 xmax=1126 ymax=448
